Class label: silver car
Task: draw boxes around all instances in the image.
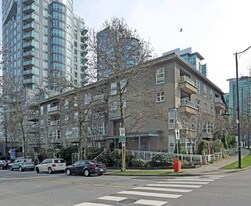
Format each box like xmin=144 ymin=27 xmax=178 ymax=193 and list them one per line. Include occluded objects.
xmin=35 ymin=158 xmax=66 ymax=174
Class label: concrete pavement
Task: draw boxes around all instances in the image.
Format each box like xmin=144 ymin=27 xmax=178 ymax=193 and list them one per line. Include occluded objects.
xmin=107 ymin=148 xmax=250 ymax=176
xmin=181 ymin=148 xmax=250 ymax=175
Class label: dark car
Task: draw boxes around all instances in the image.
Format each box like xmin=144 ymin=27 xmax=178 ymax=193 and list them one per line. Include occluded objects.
xmin=65 ymin=160 xmax=107 ymax=177
xmin=0 ymin=160 xmax=9 ymax=170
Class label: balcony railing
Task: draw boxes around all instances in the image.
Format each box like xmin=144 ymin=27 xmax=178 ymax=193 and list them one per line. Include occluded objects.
xmin=48 ymin=106 xmax=60 ymax=112
xmin=23 ymin=23 xmax=35 ymax=31
xmin=23 ymin=4 xmax=36 ymax=14
xmin=180 ymin=99 xmax=197 ymax=109
xmin=179 ymin=76 xmax=196 ymax=86
xmin=179 ymin=76 xmax=197 ymax=94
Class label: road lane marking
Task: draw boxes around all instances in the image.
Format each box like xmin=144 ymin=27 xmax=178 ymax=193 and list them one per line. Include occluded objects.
xmin=98 ymin=196 xmax=127 ymax=201
xmin=147 ymin=183 xmax=201 ymax=188
xmin=135 ymin=199 xmax=167 ymax=206
xmin=133 ymin=186 xmax=193 ymax=193
xmin=157 ymin=181 xmax=209 ymax=184
xmin=118 ymin=190 xmax=181 ymax=198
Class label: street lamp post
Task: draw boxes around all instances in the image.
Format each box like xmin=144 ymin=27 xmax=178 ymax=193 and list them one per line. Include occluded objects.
xmin=234 ymin=45 xmax=251 ymax=169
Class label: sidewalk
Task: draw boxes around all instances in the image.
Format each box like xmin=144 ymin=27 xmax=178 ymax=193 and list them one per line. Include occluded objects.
xmin=106 ymin=148 xmax=250 ymax=176
xmin=182 ymin=148 xmax=250 ymax=175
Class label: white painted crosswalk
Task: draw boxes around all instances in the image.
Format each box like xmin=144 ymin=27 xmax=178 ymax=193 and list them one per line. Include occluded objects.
xmin=73 ymin=175 xmax=223 ymax=206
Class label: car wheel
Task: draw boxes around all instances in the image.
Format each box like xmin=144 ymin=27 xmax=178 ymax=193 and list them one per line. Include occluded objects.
xmin=84 ymin=169 xmax=90 ymax=177
xmin=36 ymin=168 xmax=40 ymax=173
xmin=66 ymin=169 xmax=71 ymax=176
xmin=30 ymin=168 xmax=34 ymax=171
xmin=48 ymin=167 xmax=53 ymax=174
xmin=19 ymin=166 xmax=23 ymax=172
xmin=98 ymin=173 xmax=103 ymax=176
xmin=10 ymin=166 xmax=13 ymax=171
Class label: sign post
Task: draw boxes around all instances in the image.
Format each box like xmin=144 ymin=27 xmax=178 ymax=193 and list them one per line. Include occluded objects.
xmin=119 ymin=127 xmax=126 ymax=172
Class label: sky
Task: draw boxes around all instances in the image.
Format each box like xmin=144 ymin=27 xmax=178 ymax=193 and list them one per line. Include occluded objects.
xmin=73 ymin=0 xmax=251 ymax=93
xmin=1 ymin=0 xmax=251 ymax=93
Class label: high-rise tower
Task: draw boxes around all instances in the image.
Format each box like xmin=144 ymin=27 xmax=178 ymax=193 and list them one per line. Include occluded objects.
xmin=2 ymin=0 xmax=88 ymax=96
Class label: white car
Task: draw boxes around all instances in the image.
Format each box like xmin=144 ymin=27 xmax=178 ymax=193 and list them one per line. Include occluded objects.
xmin=35 ymin=158 xmax=66 ymax=174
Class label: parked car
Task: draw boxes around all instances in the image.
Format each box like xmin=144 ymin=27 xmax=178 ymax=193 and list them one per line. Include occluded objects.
xmin=9 ymin=159 xmax=35 ymax=172
xmin=35 ymin=158 xmax=66 ymax=174
xmin=0 ymin=160 xmax=9 ymax=170
xmin=65 ymin=160 xmax=107 ymax=176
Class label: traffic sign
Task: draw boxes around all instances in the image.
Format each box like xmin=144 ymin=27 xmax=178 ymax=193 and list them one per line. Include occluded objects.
xmin=121 ymin=141 xmax=125 ymax=146
xmin=119 ymin=136 xmax=126 ymax=143
xmin=10 ymin=149 xmax=16 ymax=159
xmin=119 ymin=127 xmax=125 ymax=136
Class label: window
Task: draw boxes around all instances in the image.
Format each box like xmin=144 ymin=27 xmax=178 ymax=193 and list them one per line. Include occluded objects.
xmin=203 ymin=85 xmax=207 ymax=98
xmin=207 ymin=122 xmax=214 ymax=133
xmin=64 ymin=100 xmax=69 ymax=109
xmin=196 ymin=79 xmax=200 ymax=94
xmin=110 ymin=102 xmax=117 ymax=111
xmin=156 ymin=91 xmax=165 ymax=102
xmin=204 ymin=103 xmax=207 ymax=113
xmin=74 ymin=112 xmax=78 ymax=119
xmin=156 ymin=67 xmax=165 ymax=85
xmin=196 ymin=99 xmax=200 ymax=109
xmin=210 ymin=90 xmax=213 ymax=101
xmin=120 ymin=79 xmax=127 ymax=93
xmin=110 ymin=82 xmax=117 ymax=95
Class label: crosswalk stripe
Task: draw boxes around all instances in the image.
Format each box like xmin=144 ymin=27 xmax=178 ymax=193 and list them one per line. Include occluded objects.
xmin=170 ymin=178 xmax=215 ymax=182
xmin=73 ymin=202 xmax=113 ymax=206
xmin=98 ymin=196 xmax=127 ymax=201
xmin=133 ymin=186 xmax=193 ymax=193
xmin=118 ymin=190 xmax=182 ymax=198
xmin=157 ymin=181 xmax=209 ymax=184
xmin=147 ymin=183 xmax=201 ymax=188
xmin=135 ymin=199 xmax=167 ymax=206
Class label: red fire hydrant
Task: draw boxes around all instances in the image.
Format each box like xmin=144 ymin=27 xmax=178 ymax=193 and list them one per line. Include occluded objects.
xmin=173 ymin=159 xmax=182 ymax=172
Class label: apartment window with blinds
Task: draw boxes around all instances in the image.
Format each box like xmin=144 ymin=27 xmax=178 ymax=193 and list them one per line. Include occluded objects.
xmin=156 ymin=67 xmax=165 ymax=85
xmin=156 ymin=91 xmax=165 ymax=103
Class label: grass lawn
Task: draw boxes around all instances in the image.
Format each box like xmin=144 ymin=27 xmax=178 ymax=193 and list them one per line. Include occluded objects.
xmin=223 ymin=149 xmax=251 ymax=169
xmin=111 ymin=170 xmax=181 ymax=176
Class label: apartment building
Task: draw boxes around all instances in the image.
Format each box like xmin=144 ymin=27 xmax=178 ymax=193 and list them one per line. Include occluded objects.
xmin=2 ymin=0 xmax=88 ymax=95
xmin=24 ymin=52 xmax=225 ymax=154
xmin=26 ymin=81 xmax=109 ymax=153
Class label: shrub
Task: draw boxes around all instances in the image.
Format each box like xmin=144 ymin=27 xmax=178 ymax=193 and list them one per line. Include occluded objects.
xmin=129 ymin=156 xmax=146 ymax=167
xmin=149 ymin=153 xmax=174 ymax=167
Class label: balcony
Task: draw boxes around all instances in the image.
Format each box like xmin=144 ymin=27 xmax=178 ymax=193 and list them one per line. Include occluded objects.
xmin=23 ymin=59 xmax=36 ymax=67
xmin=23 ymin=13 xmax=35 ymax=23
xmin=23 ymin=41 xmax=35 ymax=49
xmin=23 ymin=50 xmax=35 ymax=58
xmin=23 ymin=68 xmax=36 ymax=76
xmin=23 ymin=31 xmax=35 ymax=41
xmin=179 ymin=99 xmax=198 ymax=115
xmin=214 ymin=98 xmax=225 ymax=110
xmin=23 ymin=77 xmax=35 ymax=85
xmin=23 ymin=4 xmax=35 ymax=14
xmin=23 ymin=23 xmax=35 ymax=32
xmin=179 ymin=76 xmax=197 ymax=94
xmin=48 ymin=106 xmax=60 ymax=115
xmin=23 ymin=0 xmax=35 ymax=5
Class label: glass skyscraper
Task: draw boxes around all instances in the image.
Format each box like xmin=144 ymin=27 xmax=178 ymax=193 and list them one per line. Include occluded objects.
xmin=2 ymin=0 xmax=88 ymax=96
xmin=227 ymin=76 xmax=251 ymax=117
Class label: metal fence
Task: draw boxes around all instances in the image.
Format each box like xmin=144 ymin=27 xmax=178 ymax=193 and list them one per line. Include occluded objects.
xmin=126 ymin=148 xmax=237 ymax=165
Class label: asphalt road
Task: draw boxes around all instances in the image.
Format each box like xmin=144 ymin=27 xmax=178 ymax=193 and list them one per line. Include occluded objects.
xmin=0 ymin=168 xmax=251 ymax=206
